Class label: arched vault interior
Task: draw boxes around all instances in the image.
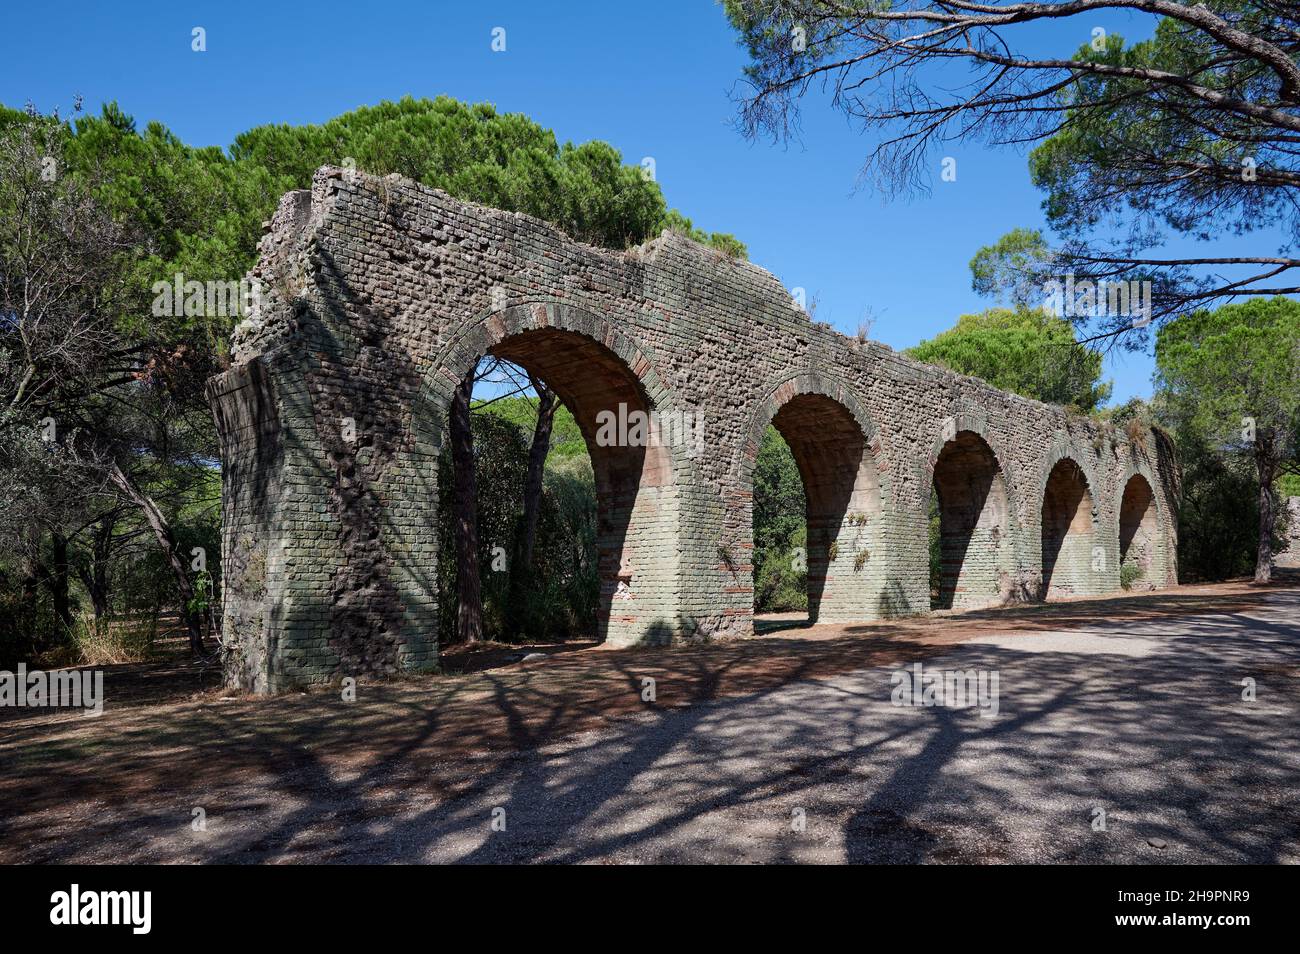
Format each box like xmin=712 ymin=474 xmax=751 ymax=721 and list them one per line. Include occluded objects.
xmin=768 ymin=393 xmax=882 ymax=622
xmin=931 ymin=431 xmax=1009 ymax=610
xmin=1118 ymin=473 xmax=1159 ymax=586
xmin=1040 ymin=458 xmax=1095 ymax=598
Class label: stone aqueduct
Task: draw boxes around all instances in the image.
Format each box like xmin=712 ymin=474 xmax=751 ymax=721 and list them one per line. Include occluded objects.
xmin=208 ymin=168 xmax=1179 ymax=693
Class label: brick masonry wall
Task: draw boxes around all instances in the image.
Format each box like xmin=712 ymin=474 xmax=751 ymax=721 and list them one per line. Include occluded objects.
xmin=208 ymin=168 xmax=1180 ymax=693
xmin=1041 ymin=457 xmax=1097 ymax=599
xmin=1278 ymin=497 xmax=1300 ymax=568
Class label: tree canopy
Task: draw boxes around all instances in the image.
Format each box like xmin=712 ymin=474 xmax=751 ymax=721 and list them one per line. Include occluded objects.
xmin=727 ymin=1 xmax=1299 ymax=337
xmin=1156 ymin=297 xmax=1300 ymax=449
xmin=1155 ymin=295 xmax=1300 ymax=579
xmin=233 ymin=96 xmax=745 ymax=255
xmin=906 ymin=307 xmax=1112 ymax=411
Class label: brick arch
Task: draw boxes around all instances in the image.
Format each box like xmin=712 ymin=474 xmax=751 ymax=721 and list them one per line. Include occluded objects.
xmin=738 ymin=372 xmax=892 ymax=623
xmin=922 ymin=410 xmax=1020 ymax=509
xmin=1035 ymin=438 xmax=1103 ymax=507
xmin=1115 ymin=461 xmax=1168 ymax=590
xmin=209 ymin=171 xmax=1181 ymax=692
xmin=419 ymin=299 xmax=678 ymax=438
xmin=738 ymin=372 xmax=886 ymax=478
xmin=403 ymin=298 xmax=691 ymax=650
xmin=925 ymin=415 xmax=1016 ymax=610
xmin=1117 ymin=456 xmax=1167 ymax=524
xmin=1037 ymin=448 xmax=1100 ymax=599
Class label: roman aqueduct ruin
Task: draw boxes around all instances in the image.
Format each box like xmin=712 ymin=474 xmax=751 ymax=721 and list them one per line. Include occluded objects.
xmin=208 ymin=168 xmax=1179 ymax=693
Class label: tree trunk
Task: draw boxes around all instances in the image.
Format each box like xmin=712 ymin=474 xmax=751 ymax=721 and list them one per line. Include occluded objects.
xmin=47 ymin=533 xmax=72 ymax=632
xmin=75 ymin=515 xmax=115 ymax=619
xmin=450 ymin=369 xmax=483 ymax=644
xmin=509 ymin=378 xmax=556 ymax=632
xmin=90 ymin=516 xmax=113 ymax=619
xmin=1254 ymin=431 xmax=1278 ymax=584
xmin=106 ymin=460 xmax=206 ymax=654
xmin=32 ymin=534 xmax=71 ymax=642
xmin=18 ymin=526 xmax=41 ymax=656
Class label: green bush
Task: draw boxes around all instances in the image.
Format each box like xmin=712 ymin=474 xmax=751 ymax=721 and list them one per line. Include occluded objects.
xmin=1119 ymin=562 xmax=1144 ymax=591
xmin=752 ymin=426 xmax=808 ymax=612
xmin=754 ymin=523 xmax=809 ymax=613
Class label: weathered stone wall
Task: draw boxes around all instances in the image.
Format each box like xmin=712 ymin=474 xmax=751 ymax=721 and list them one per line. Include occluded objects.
xmin=208 ymin=360 xmax=283 ymax=693
xmin=1278 ymin=496 xmax=1300 ymax=568
xmin=209 ymin=167 xmax=1180 ymax=693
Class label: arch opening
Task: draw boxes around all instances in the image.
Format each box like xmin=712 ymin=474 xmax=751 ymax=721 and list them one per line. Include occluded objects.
xmin=1040 ymin=458 xmax=1095 ymax=599
xmin=750 ymin=426 xmax=807 ymax=627
xmin=444 ymin=326 xmax=678 ymax=649
xmin=931 ymin=431 xmax=1009 ymax=610
xmin=1118 ymin=474 xmax=1158 ymax=589
xmin=755 ymin=393 xmax=881 ymax=626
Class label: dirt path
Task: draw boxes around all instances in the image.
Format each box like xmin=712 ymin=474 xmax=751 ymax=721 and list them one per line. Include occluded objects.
xmin=1 ymin=578 xmax=1297 ymax=863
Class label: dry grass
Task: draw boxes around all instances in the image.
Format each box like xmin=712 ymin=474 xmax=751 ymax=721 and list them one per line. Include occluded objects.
xmin=41 ymin=612 xmax=160 ymax=668
xmin=1126 ymin=416 xmax=1150 ymax=453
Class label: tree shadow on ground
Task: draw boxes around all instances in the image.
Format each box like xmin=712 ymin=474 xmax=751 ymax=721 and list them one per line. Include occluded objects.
xmin=1 ymin=580 xmax=1297 ymax=863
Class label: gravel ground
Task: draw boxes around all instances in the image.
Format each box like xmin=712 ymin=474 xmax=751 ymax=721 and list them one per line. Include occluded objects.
xmin=396 ymin=589 xmax=1300 ymax=863
xmin=2 ymin=583 xmax=1297 ymax=863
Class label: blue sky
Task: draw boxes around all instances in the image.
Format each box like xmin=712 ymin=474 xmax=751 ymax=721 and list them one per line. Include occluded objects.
xmin=2 ymin=1 xmax=1281 ymax=403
